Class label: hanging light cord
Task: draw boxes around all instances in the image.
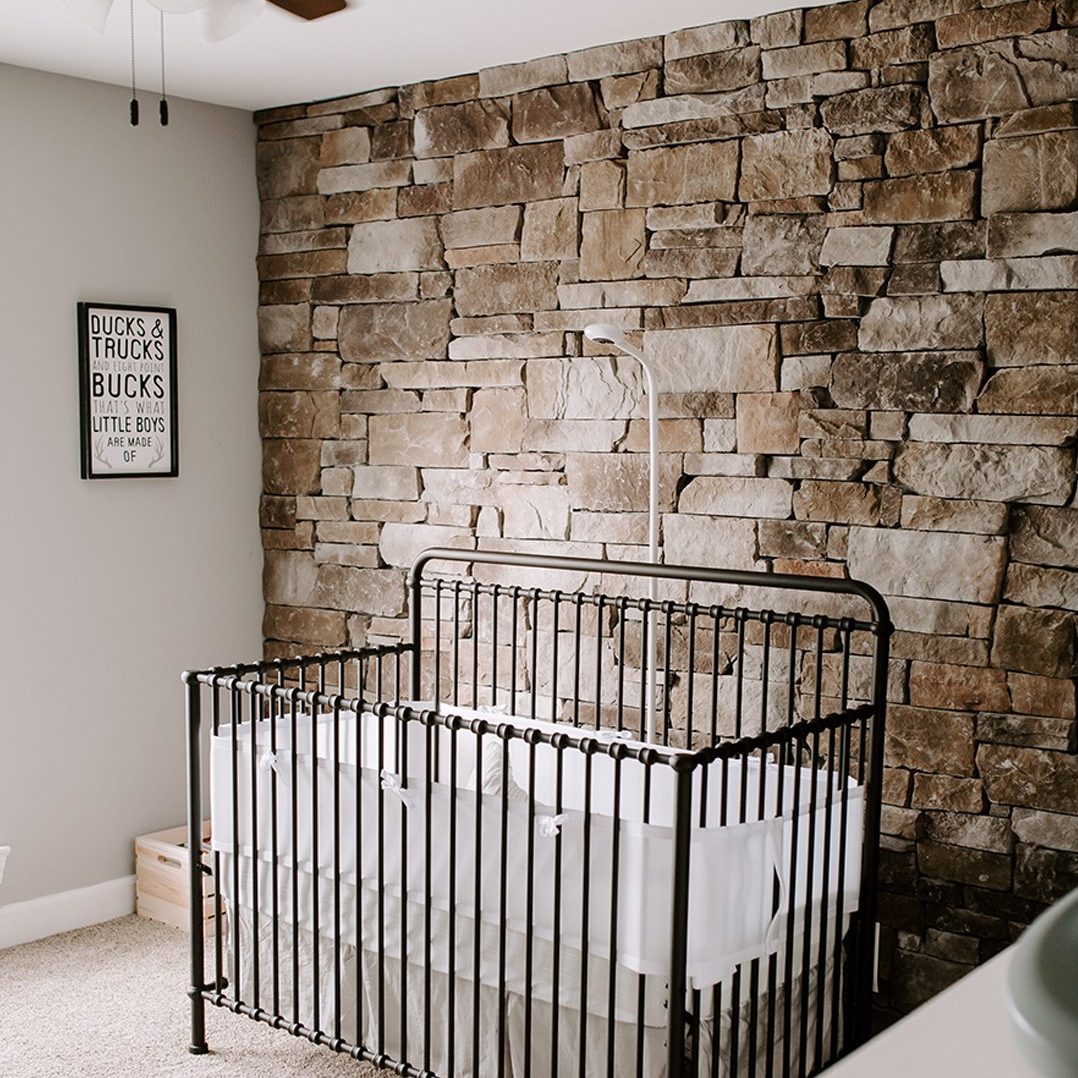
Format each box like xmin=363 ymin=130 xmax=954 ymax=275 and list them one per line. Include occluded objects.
xmin=129 ymin=0 xmax=139 ymax=125
xmin=159 ymin=9 xmax=169 ymax=126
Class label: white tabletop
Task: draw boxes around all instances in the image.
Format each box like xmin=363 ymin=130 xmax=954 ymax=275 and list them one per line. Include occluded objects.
xmin=826 ymin=947 xmax=1040 ymax=1077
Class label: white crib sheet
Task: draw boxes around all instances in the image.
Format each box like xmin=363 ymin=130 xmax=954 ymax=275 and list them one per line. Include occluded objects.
xmin=210 ymin=701 xmax=863 ymax=991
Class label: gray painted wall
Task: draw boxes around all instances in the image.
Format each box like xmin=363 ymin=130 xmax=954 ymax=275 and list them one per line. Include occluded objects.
xmin=0 ymin=63 xmax=263 ymax=906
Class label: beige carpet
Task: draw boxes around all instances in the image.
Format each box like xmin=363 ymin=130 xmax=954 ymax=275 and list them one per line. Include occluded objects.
xmin=0 ymin=916 xmax=377 ymax=1078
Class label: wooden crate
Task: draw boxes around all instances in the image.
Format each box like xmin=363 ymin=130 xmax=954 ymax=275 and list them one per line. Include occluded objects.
xmin=135 ymin=821 xmax=215 ymax=932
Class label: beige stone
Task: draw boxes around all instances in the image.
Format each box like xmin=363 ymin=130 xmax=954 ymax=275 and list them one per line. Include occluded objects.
xmin=739 ymin=129 xmax=833 ymax=201
xmin=527 ymin=356 xmax=644 ymax=420
xmin=684 ymin=276 xmax=817 ymax=303
xmin=347 ymin=217 xmax=442 ymax=274
xmin=258 ymin=304 xmax=310 ymax=353
xmin=885 ymin=125 xmax=981 ymax=177
xmin=523 ymin=419 xmax=627 ymax=453
xmin=454 ymin=262 xmax=559 ymax=317
xmin=441 ymin=206 xmax=521 ymax=249
xmin=820 ymin=85 xmax=923 ymax=135
xmin=625 ymin=142 xmax=739 ymax=207
xmin=413 ymin=99 xmax=509 ymax=158
xmin=663 ymin=514 xmax=759 ymax=570
xmin=858 ymin=295 xmax=983 ymax=351
xmin=368 ymin=413 xmax=469 ymax=467
xmin=566 ymin=37 xmax=662 ymax=81
xmin=794 ymin=481 xmax=882 ymax=525
xmin=907 ymin=414 xmax=1078 ymax=446
xmin=379 ymin=522 xmax=474 ymax=569
xmin=453 ymin=143 xmax=565 ymax=209
xmin=820 ymin=225 xmax=894 ymax=265
xmin=901 ymin=496 xmax=1009 ymax=535
xmin=847 ymin=526 xmax=1006 ymax=603
xmin=512 ymin=83 xmax=601 ymax=142
xmin=982 ymin=132 xmax=1078 ymax=215
xmin=664 ymin=21 xmax=750 ymax=59
xmin=502 ymin=485 xmax=572 ymax=540
xmin=1011 ymin=506 xmax=1078 ymax=568
xmin=850 ymin=23 xmax=935 ymax=67
xmin=319 ymin=126 xmax=371 ymax=167
xmin=312 ymin=273 xmax=419 ymax=305
xmin=752 ymin=9 xmax=803 ymax=46
xmin=579 ymin=160 xmax=626 ymax=211
xmin=579 ymin=209 xmax=646 ymax=281
xmin=1007 ymin=563 xmax=1078 ymax=613
xmin=761 ymin=40 xmax=847 ymax=79
xmin=679 ymin=476 xmax=793 ymax=518
xmin=938 ymin=0 xmax=1052 ymax=48
xmin=338 ymin=300 xmax=451 ymax=362
xmin=520 ymin=198 xmax=580 ymax=262
xmin=765 ymin=71 xmax=868 ymax=108
xmin=665 ymin=47 xmax=761 ymax=94
xmin=448 ymin=332 xmax=563 ymax=360
xmin=941 ymin=255 xmax=1078 ymax=292
xmin=316 ymin=159 xmax=412 ymax=195
xmin=565 ymin=453 xmax=679 ymax=512
xmin=621 ymin=86 xmax=766 ymax=128
xmin=380 ymin=360 xmax=523 ymax=390
xmin=644 ymin=325 xmax=779 ymax=392
xmin=263 ymin=439 xmax=322 ymax=496
xmin=352 ymin=465 xmax=419 ymax=500
xmin=471 ymin=387 xmax=526 ymax=453
xmin=976 ymin=366 xmax=1078 ymax=415
xmin=894 ymin=443 xmax=1074 ymax=505
xmin=736 ymin=392 xmax=800 ymax=454
xmin=741 ymin=215 xmax=827 ymax=275
xmin=478 ymin=54 xmax=568 ymax=97
xmin=992 ymin=605 xmax=1078 ymax=679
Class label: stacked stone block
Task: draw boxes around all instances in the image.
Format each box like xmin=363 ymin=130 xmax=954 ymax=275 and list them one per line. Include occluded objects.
xmin=254 ymin=0 xmax=1078 ymax=1018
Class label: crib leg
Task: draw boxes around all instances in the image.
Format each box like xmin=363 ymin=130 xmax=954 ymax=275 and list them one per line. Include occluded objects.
xmin=186 ymin=673 xmax=210 ymax=1055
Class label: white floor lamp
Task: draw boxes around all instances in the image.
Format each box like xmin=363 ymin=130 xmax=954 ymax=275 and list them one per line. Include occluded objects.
xmin=583 ymin=324 xmax=660 ymax=744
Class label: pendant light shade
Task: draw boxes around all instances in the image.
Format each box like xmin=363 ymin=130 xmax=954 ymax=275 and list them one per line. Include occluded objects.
xmin=62 ymin=0 xmax=117 ymax=33
xmin=197 ymin=0 xmax=266 ymax=41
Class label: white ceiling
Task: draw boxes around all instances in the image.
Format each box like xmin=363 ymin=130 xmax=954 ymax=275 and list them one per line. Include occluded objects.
xmin=0 ymin=0 xmax=813 ymax=112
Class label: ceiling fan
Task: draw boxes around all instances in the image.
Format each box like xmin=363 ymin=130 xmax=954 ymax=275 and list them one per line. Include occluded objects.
xmin=64 ymin=0 xmax=348 ymax=41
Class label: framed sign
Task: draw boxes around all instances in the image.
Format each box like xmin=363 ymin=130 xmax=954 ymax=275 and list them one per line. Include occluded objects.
xmin=77 ymin=302 xmax=178 ymax=479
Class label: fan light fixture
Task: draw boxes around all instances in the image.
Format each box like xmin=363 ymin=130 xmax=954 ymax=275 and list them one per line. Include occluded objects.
xmin=62 ymin=0 xmax=266 ymax=43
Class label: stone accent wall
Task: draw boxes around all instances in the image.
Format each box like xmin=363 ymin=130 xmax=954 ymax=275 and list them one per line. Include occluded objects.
xmin=254 ymin=0 xmax=1078 ymax=1018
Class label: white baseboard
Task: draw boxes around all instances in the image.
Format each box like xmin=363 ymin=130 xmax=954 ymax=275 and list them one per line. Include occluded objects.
xmin=0 ymin=875 xmax=136 ymax=950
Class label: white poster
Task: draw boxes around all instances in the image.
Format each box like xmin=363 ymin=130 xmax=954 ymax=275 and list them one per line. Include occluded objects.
xmin=78 ymin=302 xmax=178 ymax=478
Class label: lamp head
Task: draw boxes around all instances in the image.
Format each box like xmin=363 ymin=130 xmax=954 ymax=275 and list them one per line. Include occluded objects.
xmin=583 ymin=323 xmax=629 ymax=349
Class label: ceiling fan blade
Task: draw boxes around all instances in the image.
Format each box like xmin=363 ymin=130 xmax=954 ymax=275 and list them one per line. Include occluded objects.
xmin=62 ymin=0 xmax=116 ymax=33
xmin=268 ymin=0 xmax=347 ymax=19
xmin=197 ymin=0 xmax=266 ymax=41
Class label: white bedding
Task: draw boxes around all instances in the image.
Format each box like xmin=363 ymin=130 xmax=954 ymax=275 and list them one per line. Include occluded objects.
xmin=211 ymin=701 xmax=863 ymax=993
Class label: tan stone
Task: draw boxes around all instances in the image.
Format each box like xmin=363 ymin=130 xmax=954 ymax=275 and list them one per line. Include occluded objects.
xmin=665 ymin=47 xmax=761 ymax=94
xmin=906 ymin=414 xmax=1078 ymax=446
xmin=368 ymin=413 xmax=469 ymax=467
xmin=352 ymin=465 xmax=419 ymax=500
xmin=976 ymin=367 xmax=1078 ymax=415
xmin=862 ymin=172 xmax=977 ymax=222
xmin=895 ymin=443 xmax=1074 ymax=506
xmin=793 ymin=480 xmax=882 ymax=525
xmin=520 ymin=198 xmax=580 ymax=262
xmin=679 ymin=476 xmax=793 ymax=518
xmin=338 ymin=300 xmax=451 ymax=362
xmin=992 ymin=605 xmax=1078 ymax=678
xmin=324 ymin=188 xmax=399 ymax=225
xmin=751 ymin=9 xmax=803 ymax=46
xmin=478 ymin=54 xmax=568 ymax=97
xmin=512 ymin=83 xmax=601 ymax=142
xmin=526 ymin=357 xmax=644 ymax=420
xmin=523 ymin=419 xmax=627 ymax=453
xmin=579 ymin=160 xmax=625 ymax=211
xmin=263 ymin=439 xmax=322 ymax=495
xmin=832 ymin=351 xmax=983 ymax=411
xmin=471 ymin=387 xmax=526 ymax=453
xmin=566 ymin=37 xmax=662 ymax=81
xmin=820 ymin=85 xmax=923 ymax=135
xmin=736 ymin=392 xmax=800 ymax=454
xmin=1006 ymin=563 xmax=1078 ymax=612
xmin=664 ymin=21 xmax=750 ymax=59
xmin=847 ymin=526 xmax=1006 ymax=603
xmin=502 ymin=485 xmax=572 ymax=540
xmin=1011 ymin=506 xmax=1078 ymax=568
xmin=928 ymin=33 xmax=1078 ymax=123
xmin=258 ymin=304 xmax=310 ymax=353
xmin=663 ymin=514 xmax=759 ymax=570
xmin=259 ymin=391 xmax=338 ymax=440
xmin=625 ymin=142 xmax=739 ymax=207
xmin=885 ymin=705 xmax=975 ymax=776
xmin=739 ymin=129 xmax=833 ymax=201
xmin=987 ymin=213 xmax=1078 ymax=259
xmin=761 ymin=40 xmax=847 ymax=79
xmin=264 ymin=604 xmax=347 ymax=647
xmin=454 ymin=262 xmax=559 ymax=317
xmin=942 ymin=255 xmax=1078 ymax=292
xmin=579 ymin=209 xmax=646 ymax=281
xmin=413 ymin=99 xmax=508 ymax=158
xmin=997 ymin=102 xmax=1078 ymax=139
xmin=347 ymin=217 xmax=442 ymax=274
xmin=858 ymin=295 xmax=983 ymax=352
xmin=448 ymin=332 xmax=563 ymax=360
xmin=885 ymin=125 xmax=981 ymax=177
xmin=453 ymin=143 xmax=565 ymax=209
xmin=257 ymin=137 xmax=321 ymax=199
xmin=938 ymin=0 xmax=1052 ymax=47
xmin=644 ymin=325 xmax=779 ymax=392
xmin=312 ymin=273 xmax=418 ymax=305
xmin=982 ymin=132 xmax=1078 ymax=214
xmin=910 ymin=662 xmax=1010 ymax=712
xmin=320 ymin=126 xmax=371 ymax=167
xmin=440 ymin=206 xmax=521 ymax=249
xmin=820 ymin=225 xmax=894 ymax=265
xmin=979 ymin=744 xmax=1078 ymax=813
xmin=260 ymin=353 xmax=340 ymax=392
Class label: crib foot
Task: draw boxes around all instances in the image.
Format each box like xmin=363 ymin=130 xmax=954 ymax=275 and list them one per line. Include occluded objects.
xmin=188 ymin=1043 xmax=209 ymax=1055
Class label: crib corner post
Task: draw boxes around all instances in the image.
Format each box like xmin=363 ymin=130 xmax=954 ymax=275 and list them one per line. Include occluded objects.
xmin=184 ymin=671 xmax=209 ymax=1056
xmin=666 ymin=759 xmax=695 ymax=1078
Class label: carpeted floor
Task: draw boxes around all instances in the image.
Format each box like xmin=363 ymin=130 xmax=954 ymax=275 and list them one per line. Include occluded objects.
xmin=0 ymin=916 xmax=377 ymax=1078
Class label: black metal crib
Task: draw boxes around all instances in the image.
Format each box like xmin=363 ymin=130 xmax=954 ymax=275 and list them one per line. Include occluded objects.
xmin=183 ymin=549 xmax=891 ymax=1078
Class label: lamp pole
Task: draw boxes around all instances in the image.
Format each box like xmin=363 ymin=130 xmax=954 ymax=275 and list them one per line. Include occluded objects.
xmin=584 ymin=325 xmax=660 ymax=744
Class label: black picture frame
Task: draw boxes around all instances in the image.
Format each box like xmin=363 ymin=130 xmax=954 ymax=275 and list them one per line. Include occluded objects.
xmin=77 ymin=301 xmax=179 ymax=479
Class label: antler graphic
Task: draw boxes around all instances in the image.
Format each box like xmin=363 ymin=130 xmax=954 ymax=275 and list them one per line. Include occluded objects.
xmin=93 ymin=435 xmax=109 ymax=465
xmin=147 ymin=436 xmax=166 ymax=469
